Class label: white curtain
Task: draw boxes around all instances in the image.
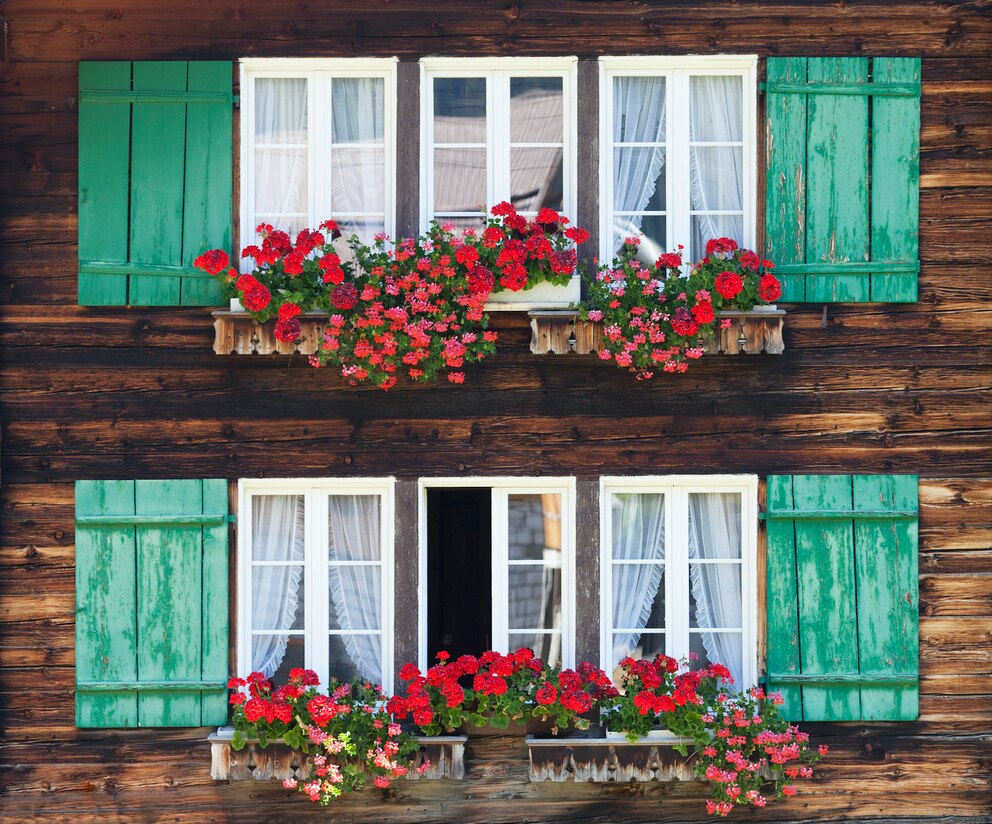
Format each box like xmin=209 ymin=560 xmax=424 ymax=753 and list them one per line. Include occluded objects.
xmin=251 ymin=495 xmax=306 ymax=678
xmin=330 ymin=78 xmax=386 ymax=241
xmin=612 ymin=76 xmax=667 ymax=251
xmin=611 ymin=493 xmax=666 ymax=664
xmin=689 ymin=76 xmax=744 ymax=253
xmin=328 ymin=495 xmax=382 ymax=685
xmin=687 ymin=493 xmax=743 ymax=685
xmin=254 ymin=78 xmax=309 ymax=235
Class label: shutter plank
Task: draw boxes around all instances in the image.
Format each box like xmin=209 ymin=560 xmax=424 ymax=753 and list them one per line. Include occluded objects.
xmin=792 ymin=475 xmax=861 ymax=720
xmin=871 ymin=58 xmax=921 ymax=303
xmin=200 ymin=479 xmax=230 ymax=724
xmin=853 ymin=475 xmax=920 ymax=720
xmin=764 ymin=475 xmax=802 ymax=718
xmin=128 ymin=62 xmax=188 ymax=306
xmin=136 ymin=479 xmax=203 ymax=726
xmin=75 ymin=481 xmax=138 ymax=727
xmin=764 ymin=58 xmax=808 ymax=302
xmin=181 ymin=62 xmax=232 ymax=306
xmin=805 ymin=58 xmax=870 ymax=302
xmin=78 ymin=62 xmax=131 ymax=306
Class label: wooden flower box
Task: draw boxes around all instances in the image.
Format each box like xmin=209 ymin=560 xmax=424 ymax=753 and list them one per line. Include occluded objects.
xmin=208 ymin=729 xmax=466 ymax=781
xmin=527 ymin=309 xmax=786 ymax=356
xmin=526 ymin=735 xmax=696 ymax=783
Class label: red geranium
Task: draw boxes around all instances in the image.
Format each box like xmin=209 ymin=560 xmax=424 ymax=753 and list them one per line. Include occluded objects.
xmin=758 ymin=273 xmax=782 ymax=302
xmin=714 ymin=270 xmax=744 ymax=300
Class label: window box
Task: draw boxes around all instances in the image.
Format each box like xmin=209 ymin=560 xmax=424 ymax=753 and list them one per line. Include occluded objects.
xmin=528 ymin=309 xmax=785 ymax=356
xmin=208 ymin=728 xmax=466 ymax=781
xmin=526 ymin=734 xmax=696 ymax=783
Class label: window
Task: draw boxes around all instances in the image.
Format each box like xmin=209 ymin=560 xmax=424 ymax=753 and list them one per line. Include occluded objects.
xmin=600 ymin=56 xmax=757 ymax=266
xmin=421 ymin=58 xmax=578 ymax=307
xmin=240 ymin=59 xmax=396 ymax=248
xmin=600 ymin=476 xmax=757 ymax=689
xmin=238 ymin=479 xmax=394 ymax=692
xmin=419 ymin=478 xmax=575 ymax=670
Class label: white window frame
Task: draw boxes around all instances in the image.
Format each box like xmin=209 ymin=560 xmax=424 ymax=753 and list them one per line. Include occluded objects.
xmin=420 ymin=57 xmax=579 ymax=310
xmin=599 ymin=474 xmax=758 ymax=690
xmin=598 ymin=55 xmax=758 ymax=264
xmin=417 ymin=476 xmax=576 ymax=671
xmin=237 ymin=477 xmax=395 ymax=694
xmin=239 ymin=58 xmax=397 ymax=258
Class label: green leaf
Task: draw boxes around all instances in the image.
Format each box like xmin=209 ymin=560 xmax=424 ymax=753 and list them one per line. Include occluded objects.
xmin=231 ymin=729 xmax=246 ymax=750
xmin=490 ymin=712 xmax=510 ymax=729
xmin=469 ymin=712 xmax=488 ymax=728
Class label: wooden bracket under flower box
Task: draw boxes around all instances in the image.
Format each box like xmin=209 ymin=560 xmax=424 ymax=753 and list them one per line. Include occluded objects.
xmin=527 ymin=735 xmax=695 ymax=783
xmin=212 ymin=311 xmax=326 ymax=356
xmin=208 ymin=729 xmax=466 ymax=781
xmin=527 ymin=309 xmax=786 ymax=356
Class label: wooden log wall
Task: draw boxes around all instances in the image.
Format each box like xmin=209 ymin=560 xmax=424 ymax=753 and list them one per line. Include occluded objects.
xmin=0 ymin=1 xmax=990 ymax=822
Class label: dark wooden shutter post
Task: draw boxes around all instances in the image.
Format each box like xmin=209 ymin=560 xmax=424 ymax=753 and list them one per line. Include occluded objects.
xmin=764 ymin=57 xmax=920 ymax=303
xmin=765 ymin=474 xmax=919 ymax=722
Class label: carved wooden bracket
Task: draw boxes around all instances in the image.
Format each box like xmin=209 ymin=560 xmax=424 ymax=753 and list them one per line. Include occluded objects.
xmin=212 ymin=311 xmax=325 ymax=356
xmin=208 ymin=731 xmax=466 ymax=781
xmin=528 ymin=309 xmax=786 ymax=356
xmin=527 ymin=736 xmax=696 ymax=782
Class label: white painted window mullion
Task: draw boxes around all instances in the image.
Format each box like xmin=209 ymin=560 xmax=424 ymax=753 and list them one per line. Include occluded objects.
xmin=490 ymin=487 xmax=510 ymax=653
xmin=490 ymin=72 xmax=505 ymax=209
xmin=670 ymin=71 xmax=691 ymax=256
xmin=309 ymin=489 xmax=331 ymax=685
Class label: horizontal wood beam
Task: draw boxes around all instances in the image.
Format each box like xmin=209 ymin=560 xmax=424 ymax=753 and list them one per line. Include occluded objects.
xmin=80 ymin=89 xmax=235 ymax=105
xmin=762 ymin=509 xmax=917 ymax=520
xmin=78 ymin=261 xmax=215 ymax=279
xmin=76 ymin=514 xmax=232 ymax=527
xmin=766 ymin=673 xmax=918 ymax=686
xmin=77 ymin=680 xmax=227 ymax=692
xmin=762 ymin=82 xmax=920 ymax=97
xmin=772 ymin=261 xmax=920 ymax=275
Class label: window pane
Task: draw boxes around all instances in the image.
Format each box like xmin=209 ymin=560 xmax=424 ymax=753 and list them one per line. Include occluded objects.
xmin=690 ymin=630 xmax=742 ymax=686
xmin=511 ymin=147 xmax=562 ymax=212
xmin=612 ymin=631 xmax=665 ymax=680
xmin=255 ymin=78 xmax=308 ymax=143
xmin=612 ymin=564 xmax=665 ymax=630
xmin=508 ymin=494 xmax=561 ymax=561
xmin=331 ymin=147 xmax=385 ymax=215
xmin=688 ymin=493 xmax=742 ymax=560
xmin=613 ymin=147 xmax=666 ymax=212
xmin=254 ymin=634 xmax=305 ymax=684
xmin=690 ymin=76 xmax=742 ymax=142
xmin=332 ymin=77 xmax=384 ymax=144
xmin=510 ymin=77 xmax=563 ymax=143
xmin=328 ymin=495 xmax=381 ymax=562
xmin=613 ymin=216 xmax=667 ymax=263
xmin=611 ymin=493 xmax=665 ymax=560
xmin=509 ymin=631 xmax=561 ymax=664
xmin=434 ymin=77 xmax=486 ymax=143
xmin=334 ymin=218 xmax=385 ymax=247
xmin=508 ymin=566 xmax=561 ymax=631
xmin=690 ymin=214 xmax=744 ymax=262
xmin=253 ymin=148 xmax=308 ymax=233
xmin=330 ymin=633 xmax=382 ymax=685
xmin=329 ymin=566 xmax=382 ymax=631
xmin=252 ymin=495 xmax=305 ymax=561
xmin=434 ymin=147 xmax=487 ymax=213
xmin=252 ymin=565 xmax=305 ymax=631
xmin=613 ymin=76 xmax=666 ymax=144
xmin=433 ymin=216 xmax=486 ymax=232
xmin=688 ymin=563 xmax=741 ymax=629
xmin=690 ymin=146 xmax=743 ymax=211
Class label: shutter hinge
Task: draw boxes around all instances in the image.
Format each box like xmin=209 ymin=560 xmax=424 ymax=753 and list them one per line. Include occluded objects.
xmin=226 ymin=514 xmax=237 ymax=524
xmin=232 ymin=94 xmax=240 ymax=108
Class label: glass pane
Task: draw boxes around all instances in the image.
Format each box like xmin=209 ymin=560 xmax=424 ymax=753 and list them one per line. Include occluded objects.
xmin=613 ymin=147 xmax=666 ymax=212
xmin=510 ymin=148 xmax=562 ymax=213
xmin=612 ymin=564 xmax=664 ymax=630
xmin=690 ymin=76 xmax=743 ymax=142
xmin=612 ymin=632 xmax=665 ymax=680
xmin=509 ymin=494 xmax=561 ymax=561
xmin=613 ymin=76 xmax=666 ymax=144
xmin=613 ymin=215 xmax=667 ymax=263
xmin=332 ymin=77 xmax=384 ymax=144
xmin=611 ymin=493 xmax=665 ymax=561
xmin=509 ymin=631 xmax=561 ymax=664
xmin=329 ymin=566 xmax=382 ymax=631
xmin=434 ymin=147 xmax=487 ymax=213
xmin=252 ymin=565 xmax=305 ymax=630
xmin=328 ymin=495 xmax=381 ymax=562
xmin=690 ymin=630 xmax=742 ymax=686
xmin=433 ymin=215 xmax=486 ymax=232
xmin=510 ymin=77 xmax=563 ymax=143
xmin=334 ymin=217 xmax=385 ymax=247
xmin=330 ymin=633 xmax=382 ymax=685
xmin=690 ymin=214 xmax=744 ymax=261
xmin=252 ymin=495 xmax=305 ymax=562
xmin=253 ymin=148 xmax=308 ymax=231
xmin=688 ymin=563 xmax=741 ymax=629
xmin=689 ymin=146 xmax=743 ymax=211
xmin=331 ymin=147 xmax=385 ymax=214
xmin=688 ymin=493 xmax=742 ymax=560
xmin=255 ymin=78 xmax=307 ymax=143
xmin=508 ymin=566 xmax=561 ymax=631
xmin=253 ymin=634 xmax=305 ymax=683
xmin=433 ymin=77 xmax=486 ymax=143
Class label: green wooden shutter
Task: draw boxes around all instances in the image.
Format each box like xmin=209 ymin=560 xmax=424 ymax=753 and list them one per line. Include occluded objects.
xmin=78 ymin=61 xmax=233 ymax=306
xmin=75 ymin=479 xmax=230 ymax=727
xmin=764 ymin=57 xmax=920 ymax=303
xmin=765 ymin=474 xmax=919 ymax=721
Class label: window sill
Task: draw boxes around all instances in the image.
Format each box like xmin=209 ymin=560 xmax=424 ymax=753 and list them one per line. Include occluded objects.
xmin=208 ymin=727 xmax=466 ymax=781
xmin=526 ymin=734 xmax=697 ymax=783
